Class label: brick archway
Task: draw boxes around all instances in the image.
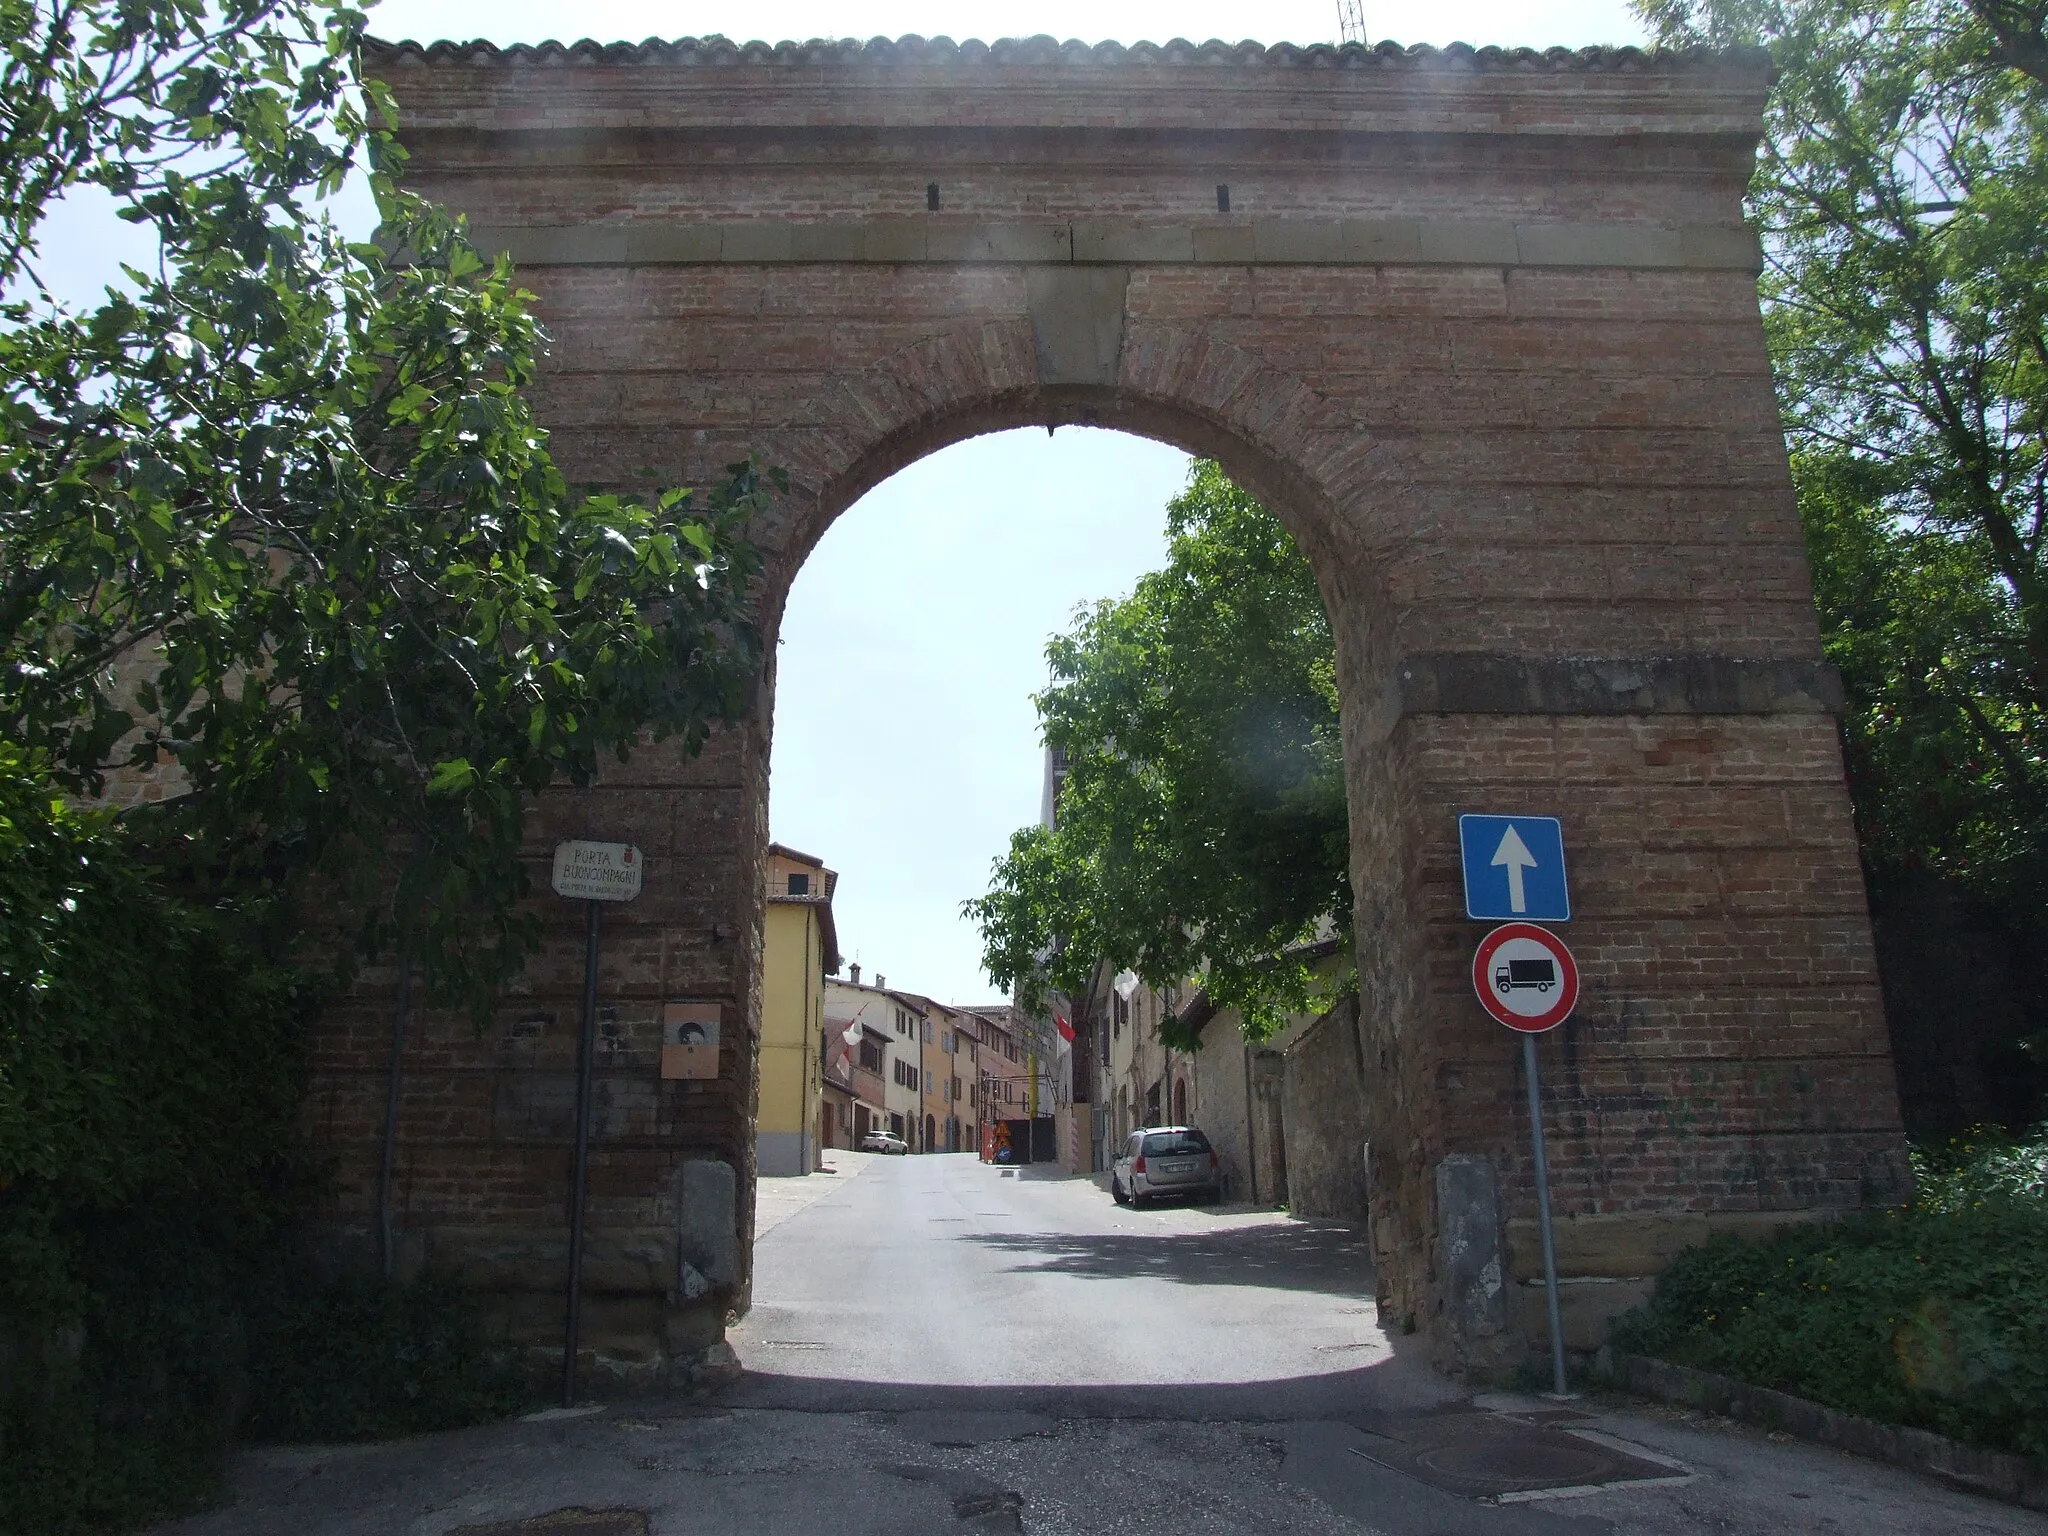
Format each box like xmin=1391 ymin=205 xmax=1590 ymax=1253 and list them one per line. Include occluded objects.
xmin=330 ymin=33 xmax=1907 ymax=1382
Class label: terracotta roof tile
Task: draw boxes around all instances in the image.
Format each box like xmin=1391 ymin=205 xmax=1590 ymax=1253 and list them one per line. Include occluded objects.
xmin=361 ymin=33 xmax=1759 ymax=74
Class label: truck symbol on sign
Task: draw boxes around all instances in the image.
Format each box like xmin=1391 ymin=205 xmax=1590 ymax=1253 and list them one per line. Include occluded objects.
xmin=1494 ymin=957 xmax=1557 ymax=995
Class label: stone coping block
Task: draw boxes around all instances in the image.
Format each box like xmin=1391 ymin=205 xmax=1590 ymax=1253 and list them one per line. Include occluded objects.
xmin=1399 ymin=653 xmax=1844 ymax=717
xmin=1604 ymin=1351 xmax=2048 ymax=1514
xmin=465 ymin=219 xmax=1764 ymax=273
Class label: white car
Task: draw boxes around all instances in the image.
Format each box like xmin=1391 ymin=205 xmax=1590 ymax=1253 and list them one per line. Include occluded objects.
xmin=860 ymin=1130 xmax=909 ymax=1155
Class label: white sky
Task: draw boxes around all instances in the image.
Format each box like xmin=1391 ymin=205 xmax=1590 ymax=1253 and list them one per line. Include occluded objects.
xmin=31 ymin=0 xmax=1648 ymax=1006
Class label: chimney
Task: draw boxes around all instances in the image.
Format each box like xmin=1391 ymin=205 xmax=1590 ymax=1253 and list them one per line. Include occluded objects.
xmin=849 ymin=962 xmax=861 ymax=985
xmin=876 ymin=975 xmax=886 ymax=990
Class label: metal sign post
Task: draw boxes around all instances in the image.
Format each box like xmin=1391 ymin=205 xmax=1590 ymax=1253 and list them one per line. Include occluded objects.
xmin=1523 ymin=1032 xmax=1568 ymax=1399
xmin=1471 ymin=919 xmax=1580 ymax=1399
xmin=551 ymin=840 xmax=644 ymax=1408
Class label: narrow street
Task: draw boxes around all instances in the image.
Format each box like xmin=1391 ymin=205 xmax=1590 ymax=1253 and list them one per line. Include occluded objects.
xmin=727 ymin=1150 xmax=1421 ymax=1411
xmin=163 ymin=1154 xmax=2048 ymax=1535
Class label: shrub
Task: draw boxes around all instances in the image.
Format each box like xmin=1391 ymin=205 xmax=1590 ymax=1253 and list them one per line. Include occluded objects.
xmin=0 ymin=754 xmax=304 ymax=1532
xmin=1615 ymin=1127 xmax=2048 ymax=1461
xmin=245 ymin=1269 xmax=525 ymax=1444
xmin=0 ymin=760 xmax=522 ymax=1532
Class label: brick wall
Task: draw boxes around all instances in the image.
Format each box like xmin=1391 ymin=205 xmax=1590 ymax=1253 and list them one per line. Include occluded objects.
xmin=329 ymin=34 xmax=1905 ymax=1378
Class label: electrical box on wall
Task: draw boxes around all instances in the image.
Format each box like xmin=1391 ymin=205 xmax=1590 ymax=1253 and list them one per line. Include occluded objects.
xmin=660 ymin=1002 xmax=721 ymax=1080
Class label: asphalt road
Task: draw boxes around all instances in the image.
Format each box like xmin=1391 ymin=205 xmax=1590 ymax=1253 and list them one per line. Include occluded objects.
xmin=725 ymin=1150 xmax=1450 ymax=1417
xmin=158 ymin=1153 xmax=2048 ymax=1535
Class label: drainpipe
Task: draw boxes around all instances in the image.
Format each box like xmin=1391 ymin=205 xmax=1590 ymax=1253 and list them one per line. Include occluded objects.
xmin=1243 ymin=1040 xmax=1259 ymax=1205
xmin=376 ymin=947 xmax=413 ymax=1278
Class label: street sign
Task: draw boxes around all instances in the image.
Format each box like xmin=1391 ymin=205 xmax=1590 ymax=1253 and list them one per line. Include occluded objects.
xmin=551 ymin=840 xmax=643 ymax=902
xmin=1458 ymin=814 xmax=1569 ymax=921
xmin=1471 ymin=922 xmax=1580 ymax=1033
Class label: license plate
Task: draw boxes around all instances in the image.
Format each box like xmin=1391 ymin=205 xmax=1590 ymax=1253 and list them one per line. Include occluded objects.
xmin=1163 ymin=1160 xmax=1196 ymax=1173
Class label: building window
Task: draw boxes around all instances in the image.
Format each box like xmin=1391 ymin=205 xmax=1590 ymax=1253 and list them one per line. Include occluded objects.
xmin=857 ymin=1039 xmax=882 ymax=1072
xmin=1113 ymin=993 xmax=1129 ymax=1026
xmin=787 ymin=872 xmax=810 ymax=895
xmin=893 ymin=1059 xmax=920 ymax=1090
xmin=923 ymin=1020 xmax=933 ymax=1043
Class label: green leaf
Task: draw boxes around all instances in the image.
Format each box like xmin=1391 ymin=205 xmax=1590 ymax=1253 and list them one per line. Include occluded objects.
xmin=425 ymin=758 xmax=476 ymax=797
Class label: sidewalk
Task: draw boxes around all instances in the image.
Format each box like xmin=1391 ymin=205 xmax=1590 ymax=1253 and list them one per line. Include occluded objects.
xmin=751 ymin=1147 xmax=876 ymax=1239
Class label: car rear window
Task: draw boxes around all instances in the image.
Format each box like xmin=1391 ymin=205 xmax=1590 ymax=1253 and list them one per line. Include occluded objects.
xmin=1142 ymin=1130 xmax=1210 ymax=1156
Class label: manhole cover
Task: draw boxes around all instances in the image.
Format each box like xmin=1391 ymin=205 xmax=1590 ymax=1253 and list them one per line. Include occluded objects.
xmin=1410 ymin=1439 xmax=1614 ymax=1486
xmin=448 ymin=1510 xmax=648 ymax=1536
xmin=1352 ymin=1413 xmax=1684 ymax=1500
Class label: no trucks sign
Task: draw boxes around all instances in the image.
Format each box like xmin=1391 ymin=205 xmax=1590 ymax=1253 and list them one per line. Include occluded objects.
xmin=1471 ymin=922 xmax=1579 ymax=1034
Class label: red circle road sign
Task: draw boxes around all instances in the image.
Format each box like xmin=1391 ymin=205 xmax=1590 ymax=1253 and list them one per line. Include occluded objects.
xmin=1471 ymin=922 xmax=1580 ymax=1033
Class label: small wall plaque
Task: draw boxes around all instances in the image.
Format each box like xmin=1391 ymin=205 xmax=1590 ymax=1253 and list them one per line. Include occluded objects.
xmin=659 ymin=1002 xmax=721 ymax=1080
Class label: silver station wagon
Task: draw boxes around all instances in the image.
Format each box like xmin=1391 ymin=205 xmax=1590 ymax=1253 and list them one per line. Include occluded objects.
xmin=1112 ymin=1125 xmax=1221 ymax=1206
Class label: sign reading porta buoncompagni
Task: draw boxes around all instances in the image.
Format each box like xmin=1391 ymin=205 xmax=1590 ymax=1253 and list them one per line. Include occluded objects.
xmin=550 ymin=840 xmax=643 ymax=903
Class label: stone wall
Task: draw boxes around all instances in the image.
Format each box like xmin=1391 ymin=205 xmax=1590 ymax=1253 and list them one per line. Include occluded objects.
xmin=1190 ymin=1020 xmax=1257 ymax=1205
xmin=331 ymin=33 xmax=1907 ymax=1379
xmin=1279 ymin=998 xmax=1372 ymax=1224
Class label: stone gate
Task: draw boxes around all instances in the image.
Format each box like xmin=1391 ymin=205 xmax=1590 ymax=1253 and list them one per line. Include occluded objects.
xmin=333 ymin=32 xmax=1909 ymax=1380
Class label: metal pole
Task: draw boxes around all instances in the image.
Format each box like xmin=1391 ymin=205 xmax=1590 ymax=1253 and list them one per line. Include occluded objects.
xmin=1522 ymin=1031 xmax=1569 ymax=1397
xmin=563 ymin=898 xmax=602 ymax=1408
xmin=377 ymin=953 xmax=414 ymax=1279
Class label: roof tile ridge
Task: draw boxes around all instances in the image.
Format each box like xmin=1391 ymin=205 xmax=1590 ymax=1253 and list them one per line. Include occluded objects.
xmin=358 ymin=34 xmax=1761 ymax=72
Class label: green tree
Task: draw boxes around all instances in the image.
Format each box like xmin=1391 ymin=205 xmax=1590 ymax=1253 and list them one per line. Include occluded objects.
xmin=1965 ymin=0 xmax=2048 ymax=85
xmin=0 ymin=750 xmax=311 ymax=1531
xmin=1636 ymin=0 xmax=2048 ymax=918
xmin=968 ymin=461 xmax=1350 ymax=1042
xmin=0 ymin=6 xmax=774 ymax=1522
xmin=0 ymin=1 xmax=770 ymax=1014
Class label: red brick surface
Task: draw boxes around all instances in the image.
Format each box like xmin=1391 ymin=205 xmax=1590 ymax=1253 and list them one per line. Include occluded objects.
xmin=324 ymin=36 xmax=1905 ymax=1375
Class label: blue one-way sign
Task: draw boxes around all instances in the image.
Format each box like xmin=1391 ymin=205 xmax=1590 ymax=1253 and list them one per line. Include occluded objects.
xmin=1458 ymin=815 xmax=1570 ymax=921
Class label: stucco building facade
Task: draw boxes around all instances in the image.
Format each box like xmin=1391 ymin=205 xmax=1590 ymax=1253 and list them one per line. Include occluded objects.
xmin=757 ymin=844 xmax=839 ymax=1176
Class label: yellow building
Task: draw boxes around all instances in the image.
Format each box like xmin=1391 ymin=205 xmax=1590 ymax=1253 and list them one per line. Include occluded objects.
xmin=759 ymin=843 xmax=840 ymax=1176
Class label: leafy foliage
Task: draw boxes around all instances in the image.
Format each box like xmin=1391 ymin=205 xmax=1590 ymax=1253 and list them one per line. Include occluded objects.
xmin=1633 ymin=0 xmax=2048 ymax=925
xmin=1964 ymin=0 xmax=2048 ymax=85
xmin=1616 ymin=1127 xmax=2048 ymax=1460
xmin=243 ymin=1269 xmax=524 ymax=1444
xmin=1634 ymin=0 xmax=2048 ymax=1118
xmin=0 ymin=759 xmax=304 ymax=1209
xmin=1913 ymin=1121 xmax=2048 ymax=1206
xmin=0 ymin=752 xmax=302 ymax=1531
xmin=0 ymin=753 xmax=528 ymax=1535
xmin=969 ymin=462 xmax=1350 ymax=1041
xmin=0 ymin=0 xmax=770 ymax=1020
xmin=0 ymin=2 xmax=775 ymax=1528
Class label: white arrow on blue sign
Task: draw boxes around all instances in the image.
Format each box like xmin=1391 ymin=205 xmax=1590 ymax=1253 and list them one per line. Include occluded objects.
xmin=1458 ymin=814 xmax=1570 ymax=922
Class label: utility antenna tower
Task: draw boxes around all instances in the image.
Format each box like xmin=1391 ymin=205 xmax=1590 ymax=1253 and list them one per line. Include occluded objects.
xmin=1336 ymin=0 xmax=1368 ymax=44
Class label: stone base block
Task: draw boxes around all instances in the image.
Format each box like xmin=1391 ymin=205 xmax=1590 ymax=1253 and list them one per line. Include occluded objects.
xmin=1503 ymin=1210 xmax=1835 ymax=1285
xmin=1514 ymin=1275 xmax=1655 ymax=1352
